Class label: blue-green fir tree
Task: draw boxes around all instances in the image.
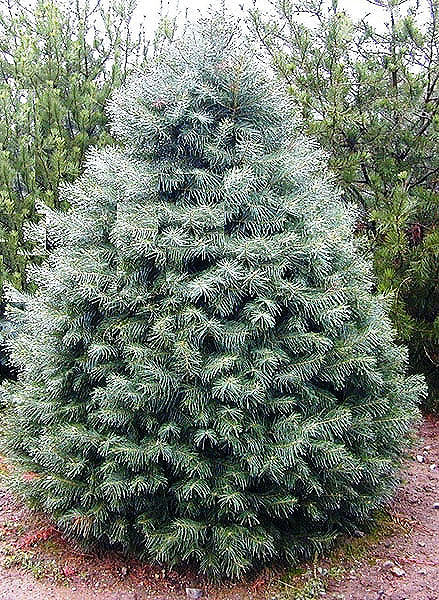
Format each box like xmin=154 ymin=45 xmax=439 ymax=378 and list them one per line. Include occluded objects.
xmin=0 ymin=14 xmax=426 ymax=579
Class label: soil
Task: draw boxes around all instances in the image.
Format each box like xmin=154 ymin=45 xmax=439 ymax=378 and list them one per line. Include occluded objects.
xmin=325 ymin=415 xmax=439 ymax=600
xmin=0 ymin=417 xmax=436 ymax=600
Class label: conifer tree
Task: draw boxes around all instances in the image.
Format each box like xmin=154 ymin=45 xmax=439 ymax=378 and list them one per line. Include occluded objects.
xmin=1 ymin=14 xmax=426 ymax=579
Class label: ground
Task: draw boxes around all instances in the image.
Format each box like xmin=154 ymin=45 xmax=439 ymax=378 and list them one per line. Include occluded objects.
xmin=0 ymin=417 xmax=437 ymax=600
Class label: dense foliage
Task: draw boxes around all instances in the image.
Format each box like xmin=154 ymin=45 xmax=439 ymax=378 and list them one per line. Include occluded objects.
xmin=0 ymin=0 xmax=148 ymax=376
xmin=1 ymin=15 xmax=425 ymax=579
xmin=0 ymin=0 xmax=147 ymax=292
xmin=250 ymin=0 xmax=439 ymax=412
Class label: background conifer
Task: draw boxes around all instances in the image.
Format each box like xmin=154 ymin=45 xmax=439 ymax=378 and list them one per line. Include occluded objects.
xmin=250 ymin=0 xmax=439 ymax=412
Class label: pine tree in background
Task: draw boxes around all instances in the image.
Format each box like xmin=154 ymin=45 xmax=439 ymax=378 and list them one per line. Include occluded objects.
xmin=249 ymin=0 xmax=439 ymax=412
xmin=0 ymin=0 xmax=148 ymax=293
xmin=1 ymin=13 xmax=426 ymax=579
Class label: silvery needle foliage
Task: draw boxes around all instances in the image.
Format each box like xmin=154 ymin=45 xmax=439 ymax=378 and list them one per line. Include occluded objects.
xmin=0 ymin=12 xmax=426 ymax=580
